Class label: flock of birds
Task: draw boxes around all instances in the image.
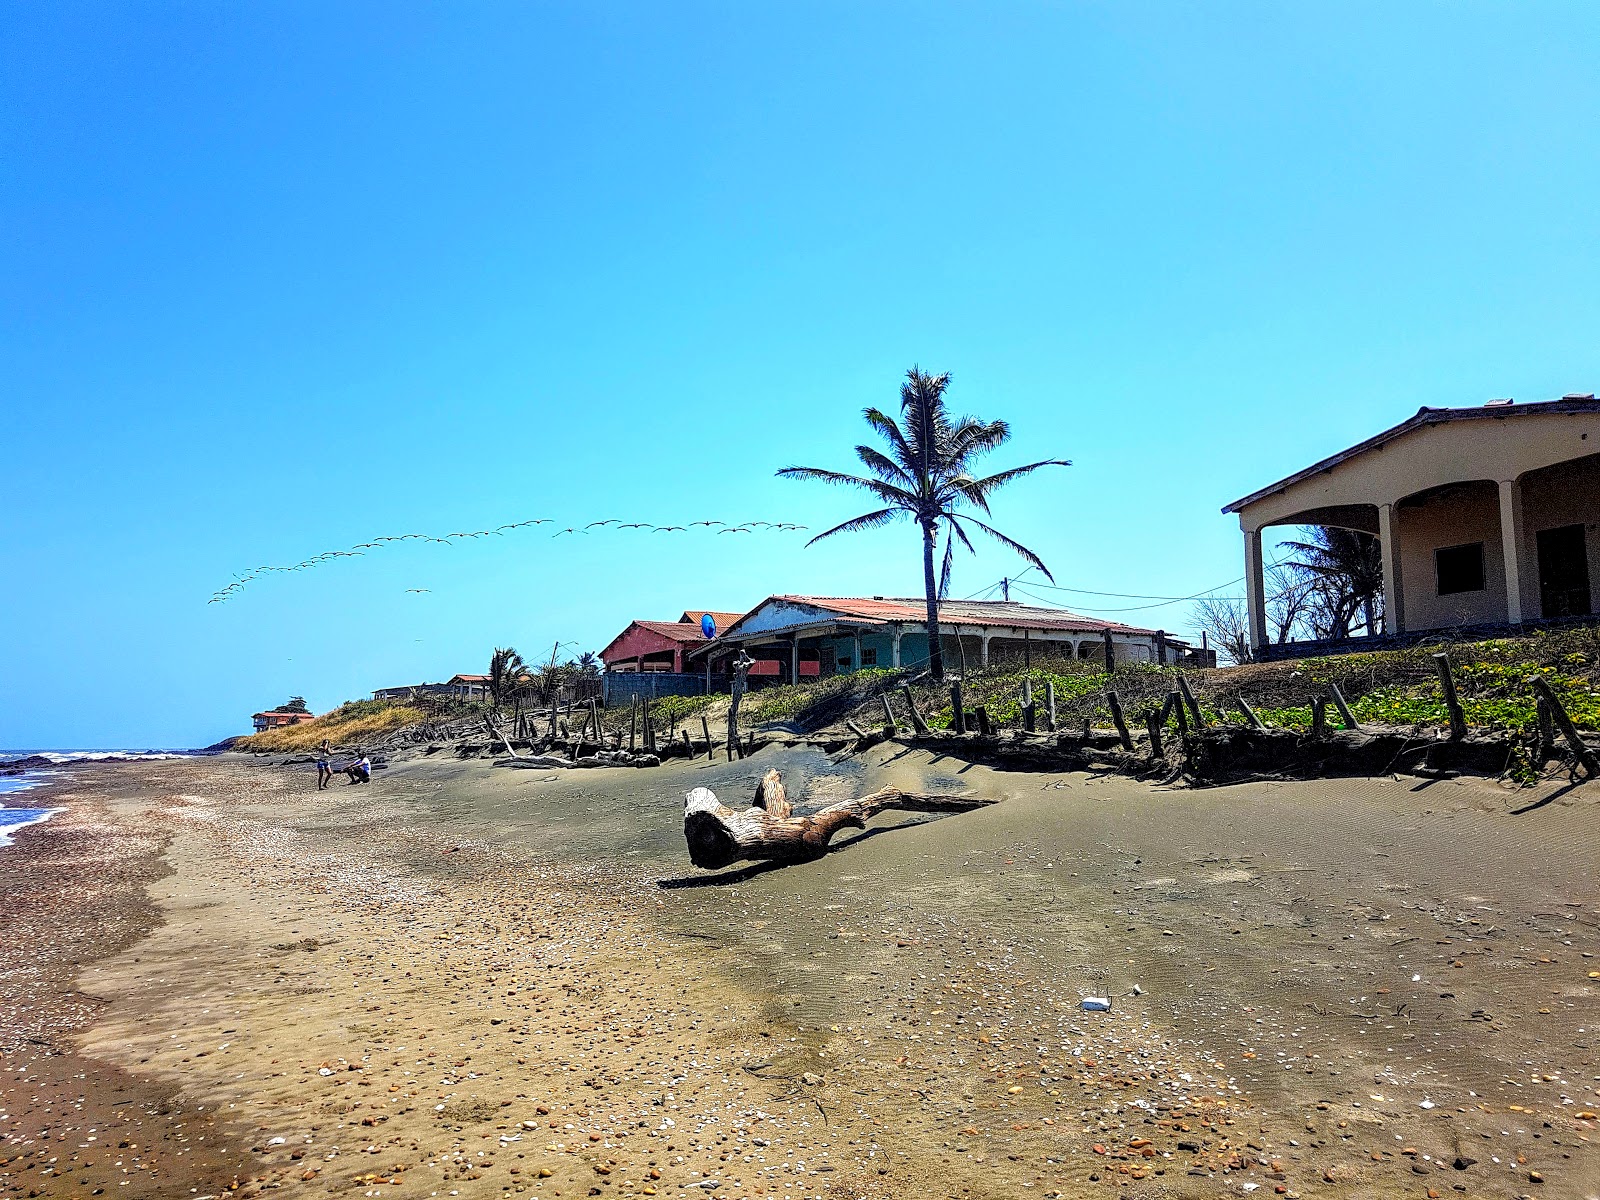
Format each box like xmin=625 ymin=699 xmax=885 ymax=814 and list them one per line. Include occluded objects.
xmin=207 ymin=518 xmax=808 ymax=604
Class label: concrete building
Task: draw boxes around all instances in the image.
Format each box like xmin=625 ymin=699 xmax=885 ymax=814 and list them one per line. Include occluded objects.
xmin=1223 ymin=395 xmax=1600 ymax=658
xmin=252 ymin=709 xmax=315 ymax=732
xmin=685 ymin=595 xmax=1200 ymax=684
xmin=600 ymin=610 xmax=744 ymax=674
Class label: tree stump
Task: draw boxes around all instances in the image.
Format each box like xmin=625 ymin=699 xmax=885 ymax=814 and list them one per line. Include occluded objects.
xmin=683 ymin=768 xmax=998 ymax=870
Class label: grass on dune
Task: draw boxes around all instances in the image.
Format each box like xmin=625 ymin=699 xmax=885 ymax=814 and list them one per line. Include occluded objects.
xmin=238 ymin=700 xmax=424 ymax=753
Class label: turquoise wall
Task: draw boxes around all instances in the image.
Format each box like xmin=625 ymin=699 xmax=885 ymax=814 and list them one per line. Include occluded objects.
xmin=822 ymin=631 xmax=897 ymax=671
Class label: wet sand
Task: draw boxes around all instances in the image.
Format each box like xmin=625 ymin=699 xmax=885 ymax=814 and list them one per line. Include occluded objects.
xmin=2 ymin=749 xmax=1598 ymax=1200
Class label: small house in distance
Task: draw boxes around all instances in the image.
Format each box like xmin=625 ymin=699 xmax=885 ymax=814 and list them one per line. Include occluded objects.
xmin=600 ymin=610 xmax=745 ymax=674
xmin=252 ymin=708 xmax=316 ymax=733
xmin=685 ymin=596 xmax=1202 ymax=684
xmin=1223 ymin=395 xmax=1600 ymax=659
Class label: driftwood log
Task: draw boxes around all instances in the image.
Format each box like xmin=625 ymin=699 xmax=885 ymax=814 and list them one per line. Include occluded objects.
xmin=683 ymin=768 xmax=997 ymax=870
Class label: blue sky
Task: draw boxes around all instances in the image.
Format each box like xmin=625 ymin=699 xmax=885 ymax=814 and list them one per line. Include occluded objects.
xmin=4 ymin=3 xmax=1598 ymax=748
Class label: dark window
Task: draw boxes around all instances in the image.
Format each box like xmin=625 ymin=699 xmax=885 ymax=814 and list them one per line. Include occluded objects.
xmin=860 ymin=647 xmax=878 ymax=665
xmin=1435 ymin=542 xmax=1485 ymax=595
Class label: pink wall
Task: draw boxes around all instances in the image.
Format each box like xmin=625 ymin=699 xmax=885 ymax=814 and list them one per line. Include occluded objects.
xmin=601 ymin=624 xmax=692 ymax=672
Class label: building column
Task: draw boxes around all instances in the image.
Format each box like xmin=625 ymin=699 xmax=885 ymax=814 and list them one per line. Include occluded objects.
xmin=1378 ymin=503 xmax=1405 ymax=635
xmin=635 ymin=655 xmax=643 ymax=672
xmin=853 ymin=631 xmax=862 ymax=672
xmin=1498 ymin=478 xmax=1526 ymax=624
xmin=891 ymin=630 xmax=902 ymax=668
xmin=980 ymin=632 xmax=991 ymax=667
xmin=1243 ymin=526 xmax=1268 ymax=652
xmin=790 ymin=636 xmax=799 ymax=684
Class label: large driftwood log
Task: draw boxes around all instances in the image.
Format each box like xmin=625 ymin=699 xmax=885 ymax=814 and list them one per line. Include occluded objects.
xmin=683 ymin=768 xmax=998 ymax=870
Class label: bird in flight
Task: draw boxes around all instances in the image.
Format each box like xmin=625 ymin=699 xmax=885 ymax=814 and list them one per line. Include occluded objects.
xmin=689 ymin=520 xmax=725 ymax=528
xmin=619 ymin=523 xmax=653 ymax=530
xmin=552 ymin=527 xmax=585 ymax=537
xmin=404 ymin=588 xmax=431 ymax=594
xmin=585 ymin=519 xmax=618 ymax=529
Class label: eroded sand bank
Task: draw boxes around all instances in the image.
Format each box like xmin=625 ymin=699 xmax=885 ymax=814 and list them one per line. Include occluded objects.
xmin=2 ymin=749 xmax=1597 ymax=1200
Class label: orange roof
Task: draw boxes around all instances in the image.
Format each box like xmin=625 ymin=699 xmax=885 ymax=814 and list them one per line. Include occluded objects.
xmin=758 ymin=596 xmax=1169 ymax=637
xmin=679 ymin=610 xmax=746 ymax=631
xmin=447 ymin=674 xmax=490 ymax=684
xmin=633 ymin=620 xmax=720 ymax=644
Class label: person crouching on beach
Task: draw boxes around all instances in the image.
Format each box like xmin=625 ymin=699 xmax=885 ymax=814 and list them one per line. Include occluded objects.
xmin=315 ymin=754 xmax=333 ymax=790
xmin=345 ymin=754 xmax=372 ymax=785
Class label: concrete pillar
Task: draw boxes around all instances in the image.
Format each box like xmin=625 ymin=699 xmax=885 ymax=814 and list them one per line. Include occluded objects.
xmin=1243 ymin=526 xmax=1268 ymax=652
xmin=673 ymin=648 xmax=683 ymax=673
xmin=790 ymin=636 xmax=799 ymax=684
xmin=980 ymin=633 xmax=991 ymax=667
xmin=891 ymin=630 xmax=902 ymax=668
xmin=1498 ymin=478 xmax=1526 ymax=624
xmin=853 ymin=631 xmax=862 ymax=672
xmin=1378 ymin=503 xmax=1405 ymax=635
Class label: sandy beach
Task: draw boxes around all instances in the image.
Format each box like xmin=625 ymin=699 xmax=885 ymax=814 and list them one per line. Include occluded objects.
xmin=3 ymin=749 xmax=1598 ymax=1200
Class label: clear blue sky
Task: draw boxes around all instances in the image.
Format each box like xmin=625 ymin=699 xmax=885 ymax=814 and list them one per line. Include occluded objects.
xmin=4 ymin=3 xmax=1597 ymax=748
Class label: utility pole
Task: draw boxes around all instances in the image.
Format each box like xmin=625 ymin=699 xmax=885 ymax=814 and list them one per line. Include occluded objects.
xmin=1001 ymin=577 xmax=1010 ymax=601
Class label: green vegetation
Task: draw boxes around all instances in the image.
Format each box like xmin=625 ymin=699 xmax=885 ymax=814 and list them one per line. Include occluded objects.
xmin=646 ymin=693 xmax=716 ymax=725
xmin=239 ymin=699 xmax=425 ymax=752
xmin=735 ymin=626 xmax=1600 ymax=742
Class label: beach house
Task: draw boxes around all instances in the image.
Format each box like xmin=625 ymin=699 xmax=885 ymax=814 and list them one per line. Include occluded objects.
xmin=251 ymin=709 xmax=316 ymax=732
xmin=683 ymin=596 xmax=1202 ymax=685
xmin=1224 ymin=394 xmax=1600 ymax=659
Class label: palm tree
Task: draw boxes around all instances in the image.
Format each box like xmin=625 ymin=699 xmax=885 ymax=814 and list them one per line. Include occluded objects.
xmin=1279 ymin=526 xmax=1385 ymax=638
xmin=778 ymin=367 xmax=1069 ymax=681
xmin=487 ymin=646 xmax=527 ymax=711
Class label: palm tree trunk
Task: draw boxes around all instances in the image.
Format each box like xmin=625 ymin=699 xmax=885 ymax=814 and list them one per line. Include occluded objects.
xmin=922 ymin=519 xmax=945 ymax=681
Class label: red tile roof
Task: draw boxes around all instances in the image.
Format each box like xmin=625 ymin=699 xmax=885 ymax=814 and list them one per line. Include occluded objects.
xmin=632 ymin=620 xmax=720 ymax=644
xmin=679 ymin=610 xmax=746 ymax=631
xmin=766 ymin=596 xmax=1166 ymax=637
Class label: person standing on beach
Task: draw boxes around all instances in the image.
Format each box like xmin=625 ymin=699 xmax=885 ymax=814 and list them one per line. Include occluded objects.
xmin=315 ymin=753 xmax=333 ymax=790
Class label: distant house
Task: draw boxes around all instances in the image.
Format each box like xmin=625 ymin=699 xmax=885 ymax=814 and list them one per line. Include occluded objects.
xmin=600 ymin=610 xmax=745 ymax=674
xmin=371 ymin=682 xmax=453 ymax=702
xmin=445 ymin=674 xmax=491 ymax=700
xmin=252 ymin=709 xmax=316 ymax=733
xmin=684 ymin=596 xmax=1202 ymax=684
xmin=1223 ymin=395 xmax=1600 ymax=659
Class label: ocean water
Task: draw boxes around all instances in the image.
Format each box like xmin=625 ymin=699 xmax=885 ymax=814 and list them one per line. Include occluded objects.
xmin=0 ymin=749 xmax=196 ymax=846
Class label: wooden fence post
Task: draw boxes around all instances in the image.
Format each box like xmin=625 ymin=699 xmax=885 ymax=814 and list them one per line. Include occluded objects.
xmin=880 ymin=693 xmax=898 ymax=734
xmin=1102 ymin=628 xmax=1116 ymax=673
xmin=1106 ymin=691 xmax=1133 ymax=750
xmin=1146 ymin=713 xmax=1164 ymax=758
xmin=1536 ymin=694 xmax=1554 ymax=762
xmin=951 ymin=683 xmax=965 ymax=734
xmin=1177 ymin=676 xmax=1206 ymax=728
xmin=1328 ymin=682 xmax=1360 ymax=731
xmin=1045 ymin=679 xmax=1057 ymax=732
xmin=1021 ymin=679 xmax=1036 ymax=732
xmin=900 ymin=684 xmax=930 ymax=735
xmin=1311 ymin=697 xmax=1328 ymax=738
xmin=1528 ymin=676 xmax=1600 ymax=776
xmin=629 ymin=695 xmax=638 ymax=752
xmin=1432 ymin=653 xmax=1468 ymax=741
xmin=974 ymin=706 xmax=994 ymax=737
xmin=1170 ymin=690 xmax=1188 ymax=737
xmin=1236 ymin=696 xmax=1265 ymax=729
xmin=702 ymin=715 xmax=713 ymax=760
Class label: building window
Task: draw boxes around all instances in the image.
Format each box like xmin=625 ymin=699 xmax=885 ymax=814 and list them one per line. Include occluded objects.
xmin=1435 ymin=542 xmax=1485 ymax=595
xmin=837 ymin=656 xmax=852 ymax=669
xmin=860 ymin=647 xmax=877 ymax=666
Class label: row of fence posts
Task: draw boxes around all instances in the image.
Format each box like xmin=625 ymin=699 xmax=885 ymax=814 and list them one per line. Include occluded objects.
xmin=852 ymin=651 xmax=1597 ymax=778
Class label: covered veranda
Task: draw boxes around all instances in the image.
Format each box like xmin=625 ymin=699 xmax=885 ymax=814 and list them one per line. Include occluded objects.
xmin=1225 ymin=398 xmax=1600 ymax=658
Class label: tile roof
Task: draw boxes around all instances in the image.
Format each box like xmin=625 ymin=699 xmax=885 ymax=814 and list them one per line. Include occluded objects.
xmin=633 ymin=620 xmax=721 ymax=644
xmin=756 ymin=596 xmax=1167 ymax=637
xmin=679 ymin=610 xmax=746 ymax=631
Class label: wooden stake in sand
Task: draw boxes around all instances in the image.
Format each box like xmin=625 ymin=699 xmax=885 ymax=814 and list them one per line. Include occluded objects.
xmin=1327 ymin=682 xmax=1360 ymax=731
xmin=1105 ymin=691 xmax=1133 ymax=750
xmin=1528 ymin=675 xmax=1600 ymax=777
xmin=900 ymin=684 xmax=930 ymax=736
xmin=1432 ymin=653 xmax=1468 ymax=741
xmin=683 ymin=768 xmax=999 ymax=870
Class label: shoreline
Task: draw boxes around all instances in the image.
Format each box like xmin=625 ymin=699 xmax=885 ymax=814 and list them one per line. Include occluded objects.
xmin=3 ymin=752 xmax=1598 ymax=1199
